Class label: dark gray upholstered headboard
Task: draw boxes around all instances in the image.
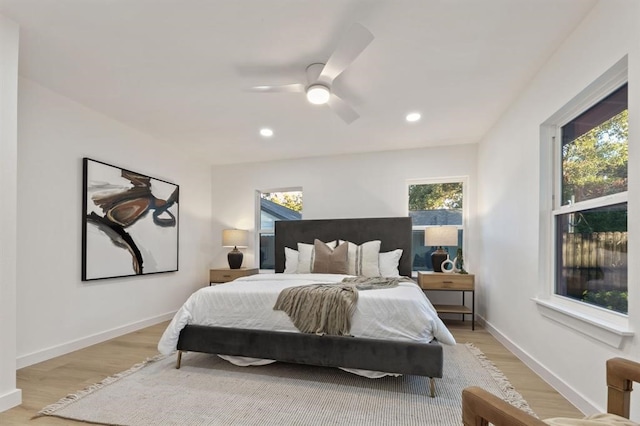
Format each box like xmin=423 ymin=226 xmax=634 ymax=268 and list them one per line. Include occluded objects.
xmin=275 ymin=217 xmax=413 ymax=277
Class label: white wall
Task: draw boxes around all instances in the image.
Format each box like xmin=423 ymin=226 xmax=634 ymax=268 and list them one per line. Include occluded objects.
xmin=0 ymin=14 xmax=22 ymax=412
xmin=15 ymin=78 xmax=213 ymax=367
xmin=210 ymin=144 xmax=478 ymax=278
xmin=477 ymin=0 xmax=639 ymax=418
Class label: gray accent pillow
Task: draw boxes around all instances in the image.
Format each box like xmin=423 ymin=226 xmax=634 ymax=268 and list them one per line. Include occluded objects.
xmin=312 ymin=239 xmax=348 ymax=274
xmin=296 ymin=240 xmax=337 ymax=273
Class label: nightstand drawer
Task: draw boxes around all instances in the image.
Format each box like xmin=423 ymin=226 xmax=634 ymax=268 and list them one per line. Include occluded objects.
xmin=209 ymin=268 xmax=258 ymax=284
xmin=418 ymin=272 xmax=474 ymax=290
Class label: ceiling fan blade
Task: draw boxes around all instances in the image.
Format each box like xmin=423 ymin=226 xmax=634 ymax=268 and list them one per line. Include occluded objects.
xmin=328 ymin=94 xmax=359 ymax=124
xmin=248 ymin=83 xmax=305 ymax=93
xmin=318 ymin=23 xmax=374 ymax=85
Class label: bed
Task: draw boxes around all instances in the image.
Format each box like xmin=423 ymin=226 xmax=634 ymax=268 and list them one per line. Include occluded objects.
xmin=158 ymin=217 xmax=454 ymax=396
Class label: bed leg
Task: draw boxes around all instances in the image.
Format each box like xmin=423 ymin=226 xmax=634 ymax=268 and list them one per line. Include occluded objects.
xmin=176 ymin=350 xmax=182 ymax=369
xmin=429 ymin=378 xmax=436 ymax=397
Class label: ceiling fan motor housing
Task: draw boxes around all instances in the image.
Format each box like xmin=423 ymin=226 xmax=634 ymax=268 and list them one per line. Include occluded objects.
xmin=306 ymin=63 xmax=325 ymax=84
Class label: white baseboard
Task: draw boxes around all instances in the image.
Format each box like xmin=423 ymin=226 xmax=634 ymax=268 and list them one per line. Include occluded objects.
xmin=478 ymin=315 xmax=599 ymax=415
xmin=16 ymin=312 xmax=176 ymax=369
xmin=0 ymin=388 xmax=22 ymax=413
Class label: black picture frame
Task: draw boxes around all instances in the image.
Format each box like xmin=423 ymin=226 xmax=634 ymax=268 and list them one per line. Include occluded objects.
xmin=82 ymin=158 xmax=179 ymax=281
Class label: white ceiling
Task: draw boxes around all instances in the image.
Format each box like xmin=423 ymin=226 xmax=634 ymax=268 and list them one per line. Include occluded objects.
xmin=0 ymin=0 xmax=596 ymax=165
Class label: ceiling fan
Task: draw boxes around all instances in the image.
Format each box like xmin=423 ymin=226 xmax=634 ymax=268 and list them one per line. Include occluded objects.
xmin=250 ymin=23 xmax=374 ymax=124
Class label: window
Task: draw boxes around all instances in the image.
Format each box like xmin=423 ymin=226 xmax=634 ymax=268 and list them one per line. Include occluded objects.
xmin=553 ymin=83 xmax=628 ymax=314
xmin=257 ymin=189 xmax=302 ymax=269
xmin=408 ymin=180 xmax=465 ymax=271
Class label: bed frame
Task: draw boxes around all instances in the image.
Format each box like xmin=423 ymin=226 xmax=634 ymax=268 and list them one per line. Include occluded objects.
xmin=176 ymin=217 xmax=444 ymax=396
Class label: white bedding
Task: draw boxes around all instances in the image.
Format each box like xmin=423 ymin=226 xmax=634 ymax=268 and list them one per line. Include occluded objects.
xmin=159 ymin=273 xmax=455 ymax=351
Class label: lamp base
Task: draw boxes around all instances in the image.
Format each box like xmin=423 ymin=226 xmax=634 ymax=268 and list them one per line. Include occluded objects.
xmin=227 ymin=247 xmax=243 ymax=269
xmin=431 ymin=249 xmax=449 ymax=273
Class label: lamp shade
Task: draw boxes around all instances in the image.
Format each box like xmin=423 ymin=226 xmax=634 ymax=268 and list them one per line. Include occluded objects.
xmin=222 ymin=229 xmax=248 ymax=248
xmin=424 ymin=226 xmax=458 ymax=247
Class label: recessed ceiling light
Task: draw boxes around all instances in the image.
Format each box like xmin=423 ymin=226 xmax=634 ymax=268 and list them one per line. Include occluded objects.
xmin=260 ymin=128 xmax=274 ymax=137
xmin=406 ymin=112 xmax=421 ymax=122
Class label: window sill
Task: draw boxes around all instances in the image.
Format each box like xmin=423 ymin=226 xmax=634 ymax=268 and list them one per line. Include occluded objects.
xmin=533 ymin=297 xmax=634 ymax=348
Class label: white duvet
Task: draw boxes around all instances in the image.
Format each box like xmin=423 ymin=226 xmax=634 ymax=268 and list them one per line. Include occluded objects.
xmin=159 ymin=273 xmax=455 ymax=353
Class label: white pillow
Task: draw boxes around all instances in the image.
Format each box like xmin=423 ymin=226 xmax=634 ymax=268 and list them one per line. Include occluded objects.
xmin=284 ymin=247 xmax=298 ymax=274
xmin=290 ymin=240 xmax=336 ymax=273
xmin=296 ymin=242 xmax=315 ymax=273
xmin=379 ymin=249 xmax=403 ymax=277
xmin=340 ymin=240 xmax=381 ymax=277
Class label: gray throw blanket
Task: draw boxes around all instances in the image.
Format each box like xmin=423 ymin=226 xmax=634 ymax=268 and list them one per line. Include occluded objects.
xmin=273 ymin=276 xmax=410 ymax=336
xmin=342 ymin=276 xmax=409 ymax=290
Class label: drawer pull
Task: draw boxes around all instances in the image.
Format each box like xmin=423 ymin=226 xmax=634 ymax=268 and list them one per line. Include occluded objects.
xmin=443 ymin=280 xmax=453 ymax=284
xmin=223 ymin=274 xmax=231 ymax=278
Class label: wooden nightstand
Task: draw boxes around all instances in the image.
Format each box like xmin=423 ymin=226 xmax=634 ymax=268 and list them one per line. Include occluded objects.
xmin=209 ymin=267 xmax=259 ymax=284
xmin=418 ymin=271 xmax=476 ymax=330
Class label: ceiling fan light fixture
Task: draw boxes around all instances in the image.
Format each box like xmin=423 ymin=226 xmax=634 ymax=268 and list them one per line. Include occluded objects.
xmin=306 ymin=84 xmax=330 ymax=105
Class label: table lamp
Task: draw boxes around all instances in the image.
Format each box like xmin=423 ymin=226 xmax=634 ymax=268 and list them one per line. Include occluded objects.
xmin=222 ymin=229 xmax=248 ymax=269
xmin=424 ymin=226 xmax=458 ymax=273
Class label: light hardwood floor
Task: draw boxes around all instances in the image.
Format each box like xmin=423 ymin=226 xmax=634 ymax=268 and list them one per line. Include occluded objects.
xmin=0 ymin=320 xmax=583 ymax=425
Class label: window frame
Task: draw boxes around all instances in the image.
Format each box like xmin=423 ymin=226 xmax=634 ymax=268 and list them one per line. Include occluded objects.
xmin=406 ymin=176 xmax=468 ymax=273
xmin=535 ymin=57 xmax=633 ymax=347
xmin=255 ymin=187 xmax=302 ymax=271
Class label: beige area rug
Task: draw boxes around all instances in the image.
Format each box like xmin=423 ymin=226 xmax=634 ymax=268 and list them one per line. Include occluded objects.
xmin=38 ymin=343 xmax=535 ymax=425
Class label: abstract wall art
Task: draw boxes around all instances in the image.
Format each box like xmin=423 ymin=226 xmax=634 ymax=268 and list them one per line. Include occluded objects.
xmin=82 ymin=158 xmax=179 ymax=281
